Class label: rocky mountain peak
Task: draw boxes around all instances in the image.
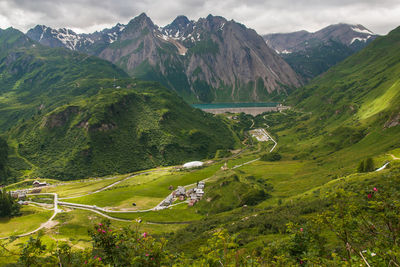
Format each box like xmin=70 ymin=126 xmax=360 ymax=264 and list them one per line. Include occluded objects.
xmin=263 ymin=23 xmax=377 ymax=54
xmin=262 ymin=23 xmax=378 ymax=81
xmin=171 ymin=15 xmax=190 ymax=27
xmin=126 ymin=12 xmax=155 ymax=29
xmin=162 ymin=15 xmax=194 ymax=39
xmin=199 ymin=14 xmax=227 ymax=31
xmin=314 ymin=23 xmax=375 ymax=46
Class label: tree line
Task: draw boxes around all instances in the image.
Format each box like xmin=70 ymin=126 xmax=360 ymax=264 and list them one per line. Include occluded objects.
xmin=0 ymin=189 xmax=20 ymax=217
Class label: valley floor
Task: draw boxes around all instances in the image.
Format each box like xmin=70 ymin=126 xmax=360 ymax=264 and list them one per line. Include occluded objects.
xmin=1 ymin=112 xmax=400 ymax=265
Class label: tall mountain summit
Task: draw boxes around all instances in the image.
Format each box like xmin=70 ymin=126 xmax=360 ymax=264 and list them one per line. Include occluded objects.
xmin=27 ymin=13 xmax=302 ymax=103
xmin=263 ymin=23 xmax=378 ymax=80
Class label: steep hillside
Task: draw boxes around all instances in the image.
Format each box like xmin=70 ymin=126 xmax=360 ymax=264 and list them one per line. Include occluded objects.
xmin=0 ymin=28 xmax=239 ymax=180
xmin=292 ymin=26 xmax=400 ymax=129
xmin=264 ymin=24 xmax=378 ymax=80
xmin=27 ymin=13 xmax=302 ymax=103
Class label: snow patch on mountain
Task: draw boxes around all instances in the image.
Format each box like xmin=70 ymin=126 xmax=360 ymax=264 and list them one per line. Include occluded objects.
xmin=351 ymin=27 xmax=374 ymax=35
xmin=350 ymin=36 xmax=371 ymax=44
xmin=56 ymin=29 xmax=81 ymax=50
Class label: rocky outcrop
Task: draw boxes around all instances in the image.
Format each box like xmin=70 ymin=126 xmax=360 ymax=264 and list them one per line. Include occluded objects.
xmin=42 ymin=106 xmax=79 ymax=129
xmin=384 ymin=112 xmax=400 ymax=128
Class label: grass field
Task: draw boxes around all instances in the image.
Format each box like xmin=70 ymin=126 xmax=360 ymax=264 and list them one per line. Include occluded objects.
xmin=42 ymin=174 xmax=131 ymax=198
xmin=63 ymin=164 xmax=226 ymax=208
xmin=107 ymin=203 xmax=203 ymax=222
xmin=0 ymin=206 xmax=52 ymax=238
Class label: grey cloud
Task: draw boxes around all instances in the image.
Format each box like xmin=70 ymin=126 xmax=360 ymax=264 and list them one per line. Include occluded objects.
xmin=0 ymin=0 xmax=398 ymax=35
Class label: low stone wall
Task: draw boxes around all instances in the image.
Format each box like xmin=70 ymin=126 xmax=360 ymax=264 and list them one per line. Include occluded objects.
xmin=201 ymin=106 xmax=289 ymax=116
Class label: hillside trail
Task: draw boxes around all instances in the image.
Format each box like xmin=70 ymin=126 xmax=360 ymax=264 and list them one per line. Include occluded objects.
xmin=389 ymin=154 xmax=400 ymax=160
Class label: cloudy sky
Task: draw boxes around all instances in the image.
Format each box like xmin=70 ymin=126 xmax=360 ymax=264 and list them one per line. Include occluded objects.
xmin=0 ymin=0 xmax=399 ymax=35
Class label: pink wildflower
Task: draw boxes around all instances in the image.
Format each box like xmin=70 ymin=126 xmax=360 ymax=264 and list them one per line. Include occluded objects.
xmin=146 ymin=253 xmax=150 ymax=256
xmin=108 ymin=229 xmax=112 ymax=232
xmin=98 ymin=257 xmax=102 ymax=261
xmin=300 ymin=228 xmax=303 ymax=232
xmin=151 ymin=257 xmax=154 ymax=260
xmin=97 ymin=229 xmax=102 ymax=232
xmin=142 ymin=232 xmax=148 ymax=238
xmin=373 ymin=187 xmax=378 ymax=192
xmin=116 ymin=245 xmax=119 ymax=248
xmin=84 ymin=260 xmax=87 ymax=264
xmin=94 ymin=256 xmax=97 ymax=259
xmin=102 ymin=230 xmax=106 ymax=233
xmin=98 ymin=223 xmax=103 ymax=226
xmin=367 ymin=193 xmax=372 ymax=199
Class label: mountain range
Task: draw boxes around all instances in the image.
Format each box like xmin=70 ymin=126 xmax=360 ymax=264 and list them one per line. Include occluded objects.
xmin=27 ymin=13 xmax=302 ymax=103
xmin=263 ymin=23 xmax=378 ymax=80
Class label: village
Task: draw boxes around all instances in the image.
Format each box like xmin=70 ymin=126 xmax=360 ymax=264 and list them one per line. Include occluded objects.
xmin=160 ymin=181 xmax=205 ymax=208
xmin=9 ymin=180 xmax=49 ymax=204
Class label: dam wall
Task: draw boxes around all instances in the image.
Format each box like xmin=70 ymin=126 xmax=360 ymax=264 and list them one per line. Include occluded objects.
xmin=201 ymin=106 xmax=290 ymax=116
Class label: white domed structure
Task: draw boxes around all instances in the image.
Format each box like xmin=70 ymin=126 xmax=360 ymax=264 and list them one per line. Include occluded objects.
xmin=183 ymin=161 xmax=203 ymax=169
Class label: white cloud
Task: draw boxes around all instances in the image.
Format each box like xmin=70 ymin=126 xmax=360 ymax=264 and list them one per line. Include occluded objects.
xmin=0 ymin=0 xmax=398 ymax=35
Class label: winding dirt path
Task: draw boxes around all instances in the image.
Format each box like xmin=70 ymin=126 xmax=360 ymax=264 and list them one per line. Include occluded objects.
xmin=0 ymin=193 xmax=59 ymax=240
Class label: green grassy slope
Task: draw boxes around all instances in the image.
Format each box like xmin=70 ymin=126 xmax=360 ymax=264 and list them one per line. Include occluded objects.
xmin=291 ymin=26 xmax=400 ymax=129
xmin=0 ymin=28 xmax=239 ymax=181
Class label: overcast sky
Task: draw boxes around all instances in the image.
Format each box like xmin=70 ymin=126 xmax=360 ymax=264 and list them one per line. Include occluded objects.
xmin=0 ymin=0 xmax=399 ymax=35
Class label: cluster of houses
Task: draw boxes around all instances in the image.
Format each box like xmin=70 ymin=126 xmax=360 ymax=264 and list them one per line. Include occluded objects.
xmin=9 ymin=180 xmax=47 ymax=201
xmin=188 ymin=181 xmax=205 ymax=206
xmin=160 ymin=181 xmax=206 ymax=207
xmin=10 ymin=189 xmax=28 ymax=200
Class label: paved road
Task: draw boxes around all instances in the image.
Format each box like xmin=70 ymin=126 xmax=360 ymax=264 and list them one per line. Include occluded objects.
xmin=249 ymin=128 xmax=277 ymax=152
xmin=260 ymin=128 xmax=277 ymax=152
xmin=250 ymin=119 xmax=255 ymax=129
xmin=375 ymin=162 xmax=390 ymax=172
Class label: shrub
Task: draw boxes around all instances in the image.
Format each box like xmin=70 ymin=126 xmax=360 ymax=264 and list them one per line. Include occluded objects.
xmin=261 ymin=152 xmax=282 ymax=161
xmin=357 ymin=157 xmax=375 ymax=172
xmin=214 ymin=149 xmax=232 ymax=159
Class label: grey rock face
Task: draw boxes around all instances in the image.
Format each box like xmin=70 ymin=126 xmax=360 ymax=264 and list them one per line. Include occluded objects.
xmin=263 ymin=23 xmax=377 ymax=54
xmin=27 ymin=13 xmax=302 ymax=102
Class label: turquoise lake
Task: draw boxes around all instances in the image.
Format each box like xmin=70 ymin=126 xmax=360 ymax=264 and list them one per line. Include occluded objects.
xmin=192 ymin=103 xmax=278 ymax=109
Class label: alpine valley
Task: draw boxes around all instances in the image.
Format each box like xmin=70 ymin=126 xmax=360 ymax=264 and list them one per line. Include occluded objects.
xmin=0 ymin=10 xmax=400 ymax=267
